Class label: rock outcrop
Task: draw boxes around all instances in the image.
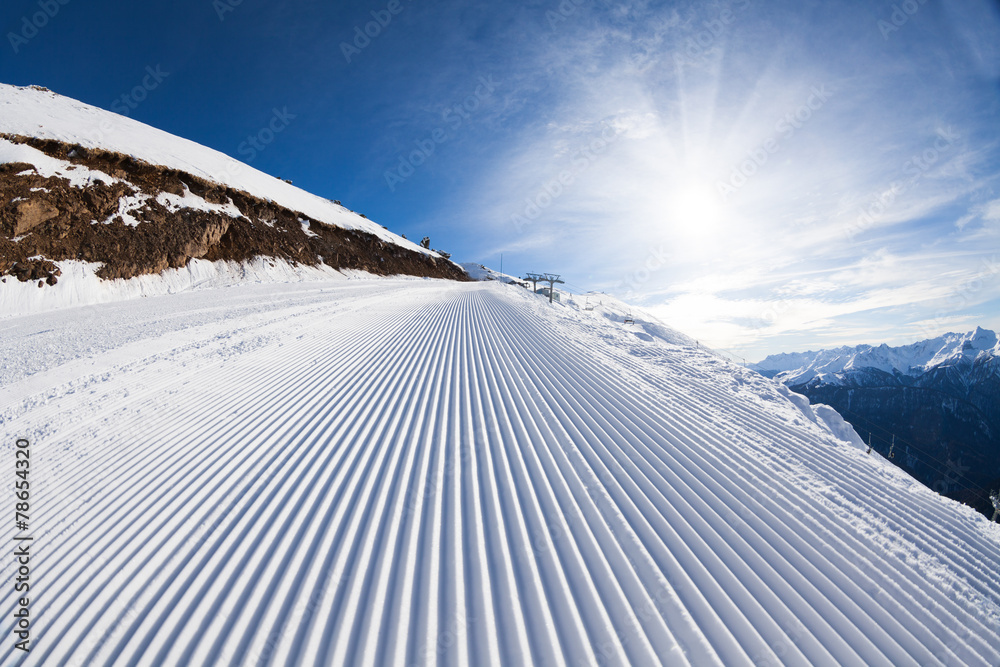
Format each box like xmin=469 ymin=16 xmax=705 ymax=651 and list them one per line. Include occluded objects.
xmin=1 ymin=134 xmax=469 ymax=286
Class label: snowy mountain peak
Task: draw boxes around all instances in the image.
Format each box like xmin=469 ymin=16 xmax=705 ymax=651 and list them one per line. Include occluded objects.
xmin=753 ymin=327 xmax=999 ymax=385
xmin=969 ymin=326 xmax=999 ymax=352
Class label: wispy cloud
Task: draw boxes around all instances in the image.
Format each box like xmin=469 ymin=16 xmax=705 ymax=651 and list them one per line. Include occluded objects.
xmin=434 ymin=0 xmax=1000 ymax=358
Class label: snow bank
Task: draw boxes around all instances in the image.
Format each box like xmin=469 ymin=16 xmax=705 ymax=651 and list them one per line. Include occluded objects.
xmin=775 ymin=384 xmax=865 ymax=450
xmin=813 ymin=403 xmax=867 ymax=451
xmin=0 ymin=258 xmax=349 ymax=318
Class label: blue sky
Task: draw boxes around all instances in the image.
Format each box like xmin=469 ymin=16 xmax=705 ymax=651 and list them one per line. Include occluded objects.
xmin=2 ymin=0 xmax=999 ymax=360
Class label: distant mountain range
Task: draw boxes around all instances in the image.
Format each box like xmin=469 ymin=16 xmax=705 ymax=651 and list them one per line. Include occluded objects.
xmin=753 ymin=328 xmax=1000 ymax=517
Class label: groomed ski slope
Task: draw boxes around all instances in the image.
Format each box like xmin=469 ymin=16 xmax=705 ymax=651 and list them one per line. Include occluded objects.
xmin=2 ymin=279 xmax=999 ymax=666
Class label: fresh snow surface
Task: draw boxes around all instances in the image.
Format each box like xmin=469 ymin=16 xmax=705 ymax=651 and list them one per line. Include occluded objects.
xmin=0 ymin=258 xmax=361 ymax=319
xmin=0 ymin=84 xmax=432 ymax=257
xmin=752 ymin=327 xmax=1000 ymax=385
xmin=772 ymin=385 xmax=866 ymax=452
xmin=2 ymin=280 xmax=999 ymax=666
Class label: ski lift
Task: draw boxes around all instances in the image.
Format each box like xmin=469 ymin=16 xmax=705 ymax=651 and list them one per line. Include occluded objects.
xmin=624 ymin=310 xmax=634 ymax=325
xmin=584 ymin=297 xmax=595 ymax=311
xmin=888 ymin=435 xmax=896 ymax=459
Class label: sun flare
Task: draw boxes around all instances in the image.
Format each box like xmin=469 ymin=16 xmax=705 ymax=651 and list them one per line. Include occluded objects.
xmin=665 ymin=180 xmax=728 ymax=245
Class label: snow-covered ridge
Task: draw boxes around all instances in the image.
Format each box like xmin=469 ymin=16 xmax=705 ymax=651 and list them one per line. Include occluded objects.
xmin=752 ymin=327 xmax=1000 ymax=385
xmin=2 ymin=83 xmax=468 ymax=306
xmin=0 ymin=83 xmax=429 ymax=256
xmin=1 ymin=137 xmax=245 ymax=227
xmin=460 ymin=262 xmax=524 ymax=284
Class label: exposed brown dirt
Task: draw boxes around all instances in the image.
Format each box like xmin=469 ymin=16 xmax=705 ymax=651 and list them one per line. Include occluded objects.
xmin=0 ymin=134 xmax=469 ymax=286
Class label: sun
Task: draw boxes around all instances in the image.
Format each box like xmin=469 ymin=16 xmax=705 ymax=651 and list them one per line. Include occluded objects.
xmin=666 ymin=180 xmax=727 ymax=244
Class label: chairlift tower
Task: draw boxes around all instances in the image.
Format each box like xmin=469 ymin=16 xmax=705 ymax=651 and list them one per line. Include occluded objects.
xmin=541 ymin=273 xmax=565 ymax=304
xmin=524 ymin=272 xmax=565 ymax=303
xmin=524 ymin=272 xmax=543 ymax=294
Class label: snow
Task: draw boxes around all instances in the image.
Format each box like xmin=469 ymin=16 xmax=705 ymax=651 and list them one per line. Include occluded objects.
xmin=0 ymin=258 xmax=353 ymax=318
xmin=2 ymin=280 xmax=998 ymax=666
xmin=95 ymin=191 xmax=150 ymax=227
xmin=300 ymin=219 xmax=318 ymax=237
xmin=154 ymin=184 xmax=244 ymax=219
xmin=0 ymin=84 xmax=432 ymax=257
xmin=0 ymin=137 xmax=118 ymax=188
xmin=772 ymin=385 xmax=867 ymax=452
xmin=459 ymin=262 xmax=522 ymax=283
xmin=3 ymin=82 xmax=998 ymax=664
xmin=812 ymin=404 xmax=867 ymax=451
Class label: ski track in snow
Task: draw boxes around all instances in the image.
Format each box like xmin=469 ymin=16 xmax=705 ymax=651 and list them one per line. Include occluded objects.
xmin=1 ymin=281 xmax=999 ymax=666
